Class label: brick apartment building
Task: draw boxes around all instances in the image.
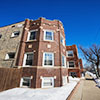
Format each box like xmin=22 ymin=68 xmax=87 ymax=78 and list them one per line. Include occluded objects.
xmin=0 ymin=17 xmax=83 ymax=88
xmin=66 ymin=45 xmax=83 ymax=77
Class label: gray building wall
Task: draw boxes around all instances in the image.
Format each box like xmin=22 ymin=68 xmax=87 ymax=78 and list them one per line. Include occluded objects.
xmin=0 ymin=21 xmax=25 ymax=68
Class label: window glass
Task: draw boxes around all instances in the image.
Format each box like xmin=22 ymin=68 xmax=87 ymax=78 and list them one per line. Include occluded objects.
xmin=60 ymin=35 xmax=65 ymax=46
xmin=69 ymin=61 xmax=74 ymax=67
xmin=62 ymin=55 xmax=66 ymax=67
xmin=68 ymin=51 xmax=74 ymax=57
xmin=43 ymin=78 xmax=53 ymax=86
xmin=25 ymin=53 xmax=33 ymax=66
xmin=44 ymin=53 xmax=54 ymax=66
xmin=69 ymin=72 xmax=77 ymax=77
xmin=11 ymin=31 xmax=20 ymax=37
xmin=29 ymin=31 xmax=36 ymax=40
xmin=5 ymin=52 xmax=15 ymax=60
xmin=45 ymin=31 xmax=53 ymax=40
xmin=44 ymin=31 xmax=53 ymax=41
xmin=42 ymin=77 xmax=54 ymax=88
xmin=22 ymin=77 xmax=31 ymax=87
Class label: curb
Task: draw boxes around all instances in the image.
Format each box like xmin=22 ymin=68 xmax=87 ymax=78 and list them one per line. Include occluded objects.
xmin=66 ymin=81 xmax=81 ymax=100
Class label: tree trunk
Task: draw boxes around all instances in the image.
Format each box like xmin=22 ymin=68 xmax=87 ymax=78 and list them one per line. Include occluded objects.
xmin=97 ymin=65 xmax=99 ymax=78
xmin=93 ymin=66 xmax=98 ymax=78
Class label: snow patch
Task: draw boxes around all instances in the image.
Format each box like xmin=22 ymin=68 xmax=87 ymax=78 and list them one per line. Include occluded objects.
xmin=0 ymin=77 xmax=80 ymax=100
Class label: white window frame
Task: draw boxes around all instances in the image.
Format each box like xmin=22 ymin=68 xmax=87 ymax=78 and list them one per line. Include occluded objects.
xmin=11 ymin=31 xmax=20 ymax=37
xmin=20 ymin=77 xmax=31 ymax=88
xmin=41 ymin=77 xmax=54 ymax=88
xmin=44 ymin=30 xmax=54 ymax=41
xmin=23 ymin=52 xmax=34 ymax=67
xmin=27 ymin=30 xmax=37 ymax=41
xmin=43 ymin=52 xmax=54 ymax=67
xmin=60 ymin=34 xmax=65 ymax=46
xmin=68 ymin=61 xmax=75 ymax=68
xmin=67 ymin=50 xmax=74 ymax=57
xmin=62 ymin=55 xmax=66 ymax=68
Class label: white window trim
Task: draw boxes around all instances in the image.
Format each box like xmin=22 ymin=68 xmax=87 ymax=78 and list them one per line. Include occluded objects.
xmin=27 ymin=30 xmax=37 ymax=41
xmin=20 ymin=77 xmax=31 ymax=88
xmin=41 ymin=77 xmax=54 ymax=88
xmin=23 ymin=52 xmax=33 ymax=67
xmin=60 ymin=34 xmax=65 ymax=46
xmin=66 ymin=51 xmax=74 ymax=57
xmin=62 ymin=54 xmax=66 ymax=68
xmin=68 ymin=61 xmax=75 ymax=68
xmin=43 ymin=52 xmax=54 ymax=67
xmin=44 ymin=30 xmax=54 ymax=41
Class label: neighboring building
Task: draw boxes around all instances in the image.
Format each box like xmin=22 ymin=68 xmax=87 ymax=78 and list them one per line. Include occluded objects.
xmin=66 ymin=45 xmax=83 ymax=77
xmin=0 ymin=21 xmax=24 ymax=68
xmin=0 ymin=17 xmax=83 ymax=88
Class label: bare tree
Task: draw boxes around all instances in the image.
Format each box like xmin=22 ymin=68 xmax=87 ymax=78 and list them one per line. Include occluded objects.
xmin=79 ymin=44 xmax=100 ymax=78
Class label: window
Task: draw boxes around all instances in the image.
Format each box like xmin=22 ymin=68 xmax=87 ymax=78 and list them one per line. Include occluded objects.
xmin=67 ymin=51 xmax=74 ymax=57
xmin=5 ymin=52 xmax=15 ymax=60
xmin=23 ymin=53 xmax=33 ymax=67
xmin=17 ymin=24 xmax=23 ymax=27
xmin=0 ymin=34 xmax=2 ymax=38
xmin=42 ymin=77 xmax=54 ymax=88
xmin=27 ymin=30 xmax=36 ymax=41
xmin=12 ymin=25 xmax=15 ymax=28
xmin=43 ymin=52 xmax=54 ymax=66
xmin=62 ymin=55 xmax=66 ymax=67
xmin=11 ymin=31 xmax=20 ymax=37
xmin=60 ymin=35 xmax=65 ymax=46
xmin=69 ymin=61 xmax=75 ymax=67
xmin=69 ymin=72 xmax=77 ymax=77
xmin=44 ymin=30 xmax=54 ymax=41
xmin=20 ymin=77 xmax=31 ymax=87
xmin=78 ymin=62 xmax=82 ymax=69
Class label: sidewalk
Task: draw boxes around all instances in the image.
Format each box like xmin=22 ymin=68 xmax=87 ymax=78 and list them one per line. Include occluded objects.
xmin=70 ymin=74 xmax=100 ymax=100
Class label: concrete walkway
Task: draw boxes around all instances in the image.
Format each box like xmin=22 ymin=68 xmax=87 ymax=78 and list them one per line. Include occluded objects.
xmin=71 ymin=74 xmax=100 ymax=100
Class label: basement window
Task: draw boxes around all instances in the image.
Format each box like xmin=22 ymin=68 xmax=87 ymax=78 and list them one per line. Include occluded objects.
xmin=69 ymin=61 xmax=75 ymax=67
xmin=11 ymin=31 xmax=20 ymax=37
xmin=42 ymin=77 xmax=54 ymax=88
xmin=69 ymin=72 xmax=77 ymax=77
xmin=23 ymin=53 xmax=33 ymax=67
xmin=20 ymin=77 xmax=31 ymax=87
xmin=5 ymin=52 xmax=15 ymax=60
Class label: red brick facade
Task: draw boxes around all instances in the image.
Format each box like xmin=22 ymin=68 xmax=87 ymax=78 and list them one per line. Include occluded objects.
xmin=66 ymin=45 xmax=83 ymax=77
xmin=16 ymin=18 xmax=68 ymax=88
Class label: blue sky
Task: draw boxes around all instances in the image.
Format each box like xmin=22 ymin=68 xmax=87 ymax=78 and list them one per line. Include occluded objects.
xmin=0 ymin=0 xmax=100 ymax=64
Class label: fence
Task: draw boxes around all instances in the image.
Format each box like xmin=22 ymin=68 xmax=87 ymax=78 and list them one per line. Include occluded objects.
xmin=0 ymin=67 xmax=22 ymax=92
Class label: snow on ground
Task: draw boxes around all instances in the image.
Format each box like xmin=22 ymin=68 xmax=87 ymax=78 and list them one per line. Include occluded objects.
xmin=0 ymin=77 xmax=80 ymax=100
xmin=86 ymin=71 xmax=100 ymax=87
xmin=86 ymin=71 xmax=96 ymax=79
